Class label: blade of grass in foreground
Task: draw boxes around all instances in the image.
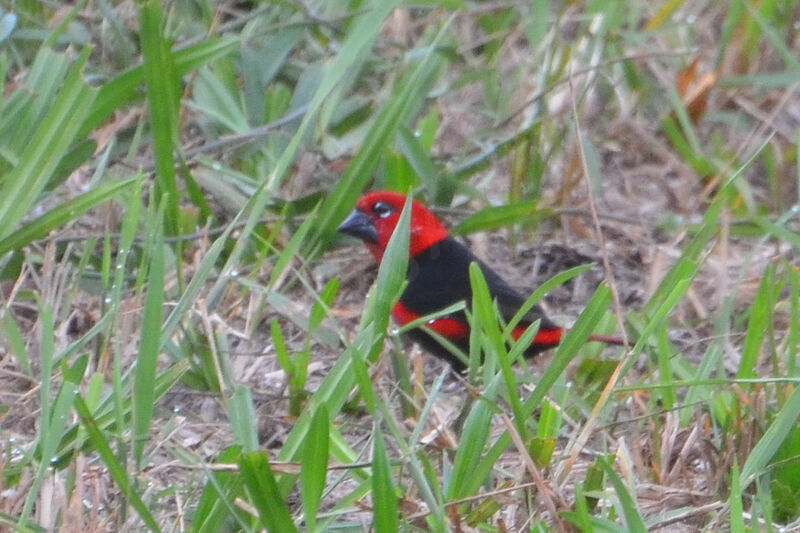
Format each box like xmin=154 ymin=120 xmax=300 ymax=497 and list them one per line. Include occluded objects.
xmin=0 ymin=177 xmax=136 ymax=257
xmin=460 ymin=284 xmax=613 ymax=498
xmin=643 ymin=199 xmax=721 ymax=318
xmin=446 ymin=375 xmax=501 ymax=500
xmin=729 ymin=461 xmax=745 ymax=533
xmin=240 ymin=452 xmax=299 ymax=533
xmin=736 ymin=265 xmax=773 ymax=379
xmin=229 ymin=385 xmax=259 ymax=454
xmin=138 ymin=0 xmax=180 ymax=234
xmin=469 ymin=263 xmax=525 ymax=434
xmin=189 ymin=446 xmax=248 ymax=532
xmin=372 ymin=425 xmax=398 ymax=533
xmin=0 ymin=47 xmax=96 ymax=242
xmin=740 ymin=384 xmax=800 ymax=489
xmin=504 ymin=263 xmax=594 ymax=340
xmin=272 ymin=196 xmax=415 ymax=519
xmin=600 ymin=456 xmax=647 ymax=533
xmin=276 ymin=194 xmax=411 ymax=455
xmin=74 ymin=396 xmax=161 ymax=532
xmin=188 ymin=449 xmax=245 ymax=531
xmin=18 ymin=308 xmax=76 ymax=527
xmin=301 ymin=404 xmax=329 ymax=531
xmin=527 ymin=284 xmax=613 ymax=411
xmin=81 ymin=36 xmax=238 ymax=137
xmin=133 ymin=205 xmax=165 ymax=468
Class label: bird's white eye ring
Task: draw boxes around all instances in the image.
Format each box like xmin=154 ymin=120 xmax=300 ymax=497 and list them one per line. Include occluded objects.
xmin=373 ymin=201 xmax=394 ymax=218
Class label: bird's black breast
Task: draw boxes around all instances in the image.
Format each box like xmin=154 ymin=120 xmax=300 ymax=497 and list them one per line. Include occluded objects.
xmin=401 ymin=236 xmax=559 ymax=328
xmin=401 ymin=238 xmax=477 ymax=314
xmin=401 ymin=237 xmax=532 ymax=314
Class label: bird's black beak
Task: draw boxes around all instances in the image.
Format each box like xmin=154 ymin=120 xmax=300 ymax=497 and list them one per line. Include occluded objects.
xmin=337 ymin=209 xmax=378 ymax=243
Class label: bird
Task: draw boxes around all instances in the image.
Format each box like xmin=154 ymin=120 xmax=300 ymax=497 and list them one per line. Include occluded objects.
xmin=337 ymin=190 xmax=624 ymax=369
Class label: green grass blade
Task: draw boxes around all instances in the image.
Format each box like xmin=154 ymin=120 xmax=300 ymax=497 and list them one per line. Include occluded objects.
xmin=643 ymin=200 xmax=721 ymax=318
xmin=2 ymin=309 xmax=30 ymax=375
xmin=229 ymin=386 xmax=259 ymax=453
xmin=133 ymin=206 xmax=165 ymax=468
xmin=740 ymin=384 xmax=800 ymax=489
xmin=276 ymin=195 xmax=411 ymax=486
xmin=789 ymin=267 xmax=799 ymax=376
xmin=469 ymin=263 xmax=525 ymax=428
xmin=729 ymin=461 xmax=745 ymax=532
xmin=447 ymin=376 xmax=500 ymax=500
xmin=656 ymin=326 xmax=677 ymax=411
xmin=742 ymin=1 xmax=800 ymax=73
xmin=268 ymin=204 xmax=319 ymax=289
xmin=358 ymin=193 xmax=412 ymax=337
xmin=524 ymin=284 xmax=613 ymax=413
xmin=161 ymin=223 xmax=233 ymax=339
xmin=190 ymin=446 xmax=247 ymax=533
xmin=301 ymin=404 xmax=329 ymax=531
xmin=396 ymin=125 xmax=442 ymax=200
xmin=73 ymin=396 xmax=162 ymax=533
xmin=0 ymin=177 xmax=136 ymax=256
xmin=19 ymin=305 xmax=70 ymax=526
xmin=138 ymin=0 xmax=180 ymax=233
xmin=600 ymin=456 xmax=647 ymax=532
xmin=239 ymin=452 xmax=299 ymax=533
xmin=736 ymin=265 xmax=772 ymax=378
xmin=452 ymin=203 xmax=553 ymax=235
xmin=503 ymin=263 xmax=594 ymax=335
xmin=0 ymin=47 xmax=96 ymax=241
xmin=81 ymin=37 xmax=238 ymax=137
xmin=372 ymin=425 xmax=398 ymax=533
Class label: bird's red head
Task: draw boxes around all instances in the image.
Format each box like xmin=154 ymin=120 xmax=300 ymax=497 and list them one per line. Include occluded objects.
xmin=337 ymin=191 xmax=449 ymax=261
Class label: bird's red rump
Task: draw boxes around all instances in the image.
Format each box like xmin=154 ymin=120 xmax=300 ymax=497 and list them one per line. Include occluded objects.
xmin=394 ymin=300 xmax=563 ymax=346
xmin=512 ymin=324 xmax=563 ymax=346
xmin=392 ymin=301 xmax=470 ymax=339
xmin=426 ymin=317 xmax=470 ymax=339
xmin=391 ymin=301 xmax=418 ymax=326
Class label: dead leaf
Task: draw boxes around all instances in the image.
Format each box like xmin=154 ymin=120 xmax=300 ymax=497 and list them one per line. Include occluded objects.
xmin=676 ymin=58 xmax=718 ymax=124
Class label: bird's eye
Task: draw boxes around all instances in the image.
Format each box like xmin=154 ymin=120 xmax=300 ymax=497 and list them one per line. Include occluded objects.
xmin=372 ymin=201 xmax=394 ymax=218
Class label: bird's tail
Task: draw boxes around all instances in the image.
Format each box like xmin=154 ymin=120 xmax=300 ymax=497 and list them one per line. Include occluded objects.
xmin=587 ymin=334 xmax=627 ymax=347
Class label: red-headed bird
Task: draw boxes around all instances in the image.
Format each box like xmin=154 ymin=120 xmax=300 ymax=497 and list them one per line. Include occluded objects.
xmin=337 ymin=191 xmax=623 ymax=369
